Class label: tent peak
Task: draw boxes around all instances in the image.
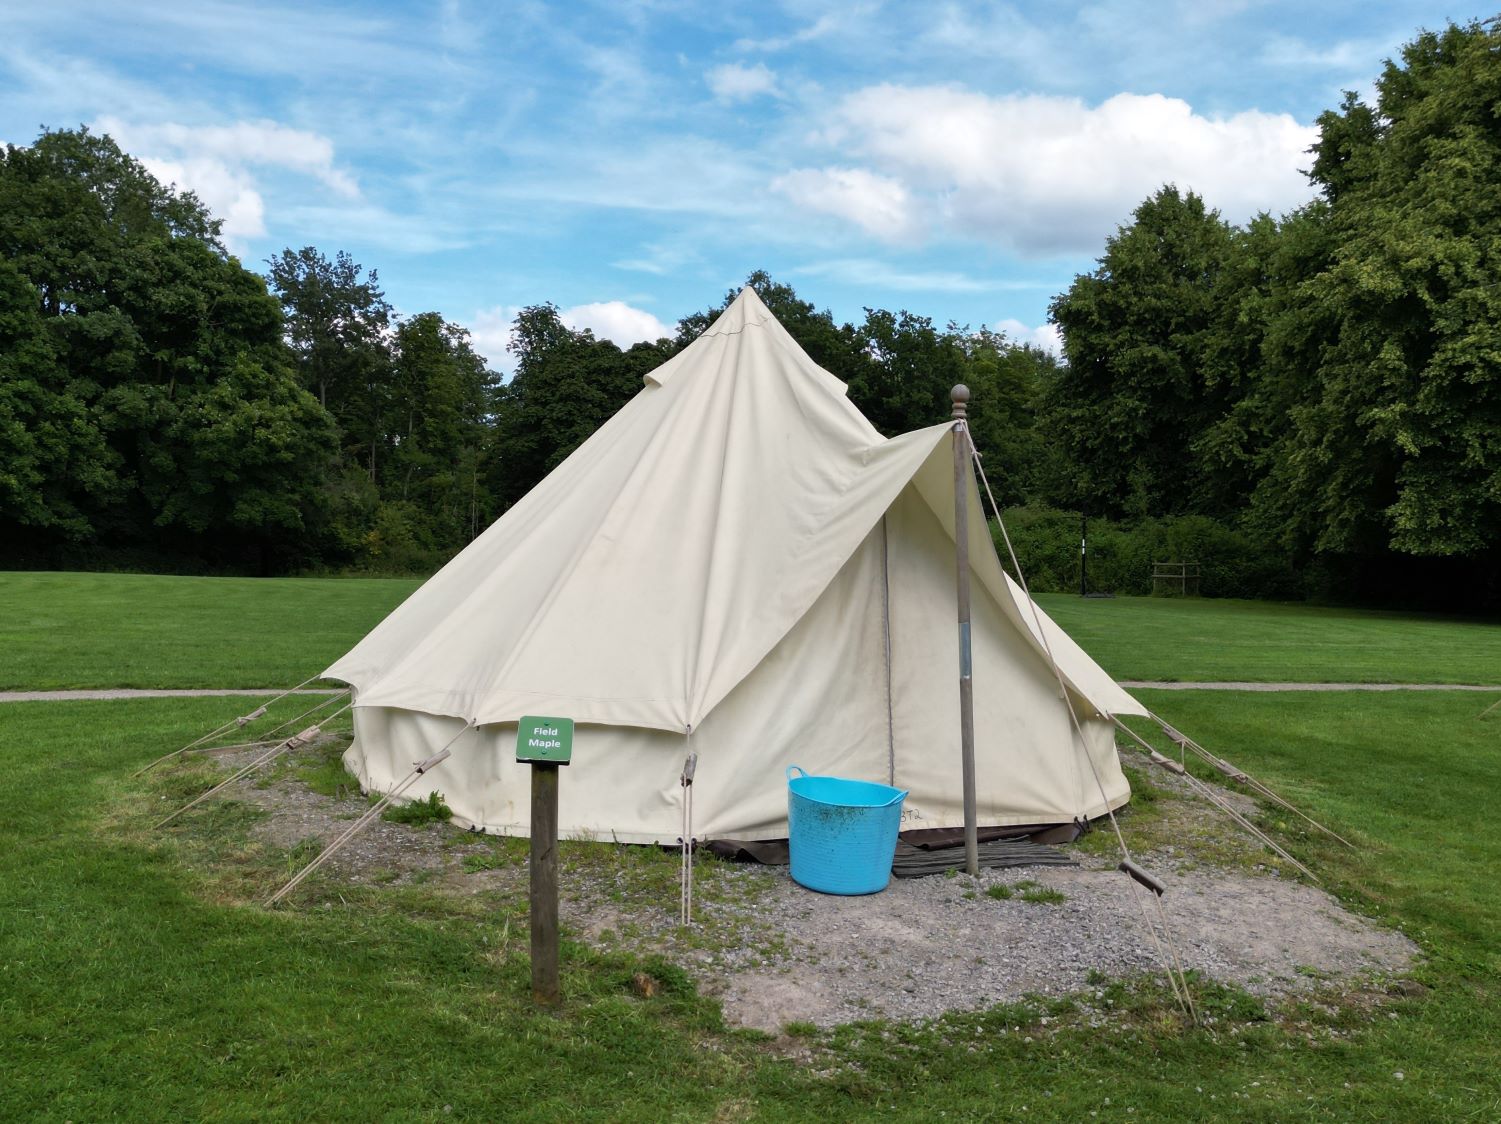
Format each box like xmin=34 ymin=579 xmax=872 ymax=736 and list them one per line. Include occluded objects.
xmin=642 ymin=285 xmax=780 ymax=388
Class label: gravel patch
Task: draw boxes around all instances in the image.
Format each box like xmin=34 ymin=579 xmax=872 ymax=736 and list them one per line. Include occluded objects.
xmin=192 ymin=738 xmax=1417 ymax=1031
xmin=708 ymin=862 xmax=1412 ymax=1030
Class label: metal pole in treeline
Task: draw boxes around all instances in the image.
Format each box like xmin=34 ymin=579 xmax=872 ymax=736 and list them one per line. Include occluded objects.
xmin=517 ymin=715 xmax=574 ymax=1008
xmin=951 ymin=385 xmax=979 ymax=877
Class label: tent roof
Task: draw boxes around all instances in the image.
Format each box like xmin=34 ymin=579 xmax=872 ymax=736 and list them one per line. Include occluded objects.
xmin=325 ymin=286 xmax=1144 ymax=728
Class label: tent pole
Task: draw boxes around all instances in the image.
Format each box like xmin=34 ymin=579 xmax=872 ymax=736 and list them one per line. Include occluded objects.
xmin=951 ymin=385 xmax=979 ymax=877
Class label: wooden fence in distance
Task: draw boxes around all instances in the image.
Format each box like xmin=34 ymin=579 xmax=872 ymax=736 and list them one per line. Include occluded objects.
xmin=1151 ymin=561 xmax=1201 ymax=596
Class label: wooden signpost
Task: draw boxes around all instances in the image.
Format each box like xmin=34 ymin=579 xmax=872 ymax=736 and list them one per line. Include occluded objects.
xmin=517 ymin=715 xmax=573 ymax=1007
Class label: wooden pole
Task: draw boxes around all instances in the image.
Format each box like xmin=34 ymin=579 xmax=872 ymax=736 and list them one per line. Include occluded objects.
xmin=951 ymin=385 xmax=979 ymax=877
xmin=530 ymin=762 xmax=561 ymax=1007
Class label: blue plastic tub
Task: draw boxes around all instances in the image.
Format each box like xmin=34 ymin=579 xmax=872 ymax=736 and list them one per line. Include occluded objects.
xmin=786 ymin=765 xmax=908 ymax=895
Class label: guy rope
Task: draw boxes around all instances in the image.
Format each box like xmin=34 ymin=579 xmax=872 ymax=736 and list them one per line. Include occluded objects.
xmin=131 ymin=676 xmax=341 ymax=776
xmin=154 ymin=702 xmax=354 ymax=829
xmin=962 ymin=419 xmax=1196 ymax=1023
xmin=1149 ymin=716 xmax=1355 ymax=850
xmin=265 ymin=723 xmax=473 ymax=908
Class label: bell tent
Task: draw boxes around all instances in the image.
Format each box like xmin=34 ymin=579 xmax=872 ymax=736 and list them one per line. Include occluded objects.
xmin=325 ymin=287 xmax=1146 ymax=845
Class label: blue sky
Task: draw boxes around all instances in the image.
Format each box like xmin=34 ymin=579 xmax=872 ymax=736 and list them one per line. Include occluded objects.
xmin=0 ymin=1 xmax=1473 ymax=367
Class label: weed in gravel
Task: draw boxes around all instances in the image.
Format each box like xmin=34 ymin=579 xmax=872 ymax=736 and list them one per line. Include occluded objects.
xmin=294 ymin=743 xmax=359 ymax=799
xmin=285 ymin=836 xmax=323 ymax=870
xmin=986 ymin=885 xmax=1013 ymax=901
xmin=1015 ymin=881 xmax=1065 ymax=905
xmin=462 ymin=850 xmax=511 ymax=872
xmin=382 ymin=791 xmax=452 ymax=826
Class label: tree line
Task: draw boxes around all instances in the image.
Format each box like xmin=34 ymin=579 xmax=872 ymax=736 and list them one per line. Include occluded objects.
xmin=0 ymin=128 xmax=1056 ymax=575
xmin=1045 ymin=18 xmax=1501 ymax=605
xmin=1 ymin=19 xmax=1496 ymax=605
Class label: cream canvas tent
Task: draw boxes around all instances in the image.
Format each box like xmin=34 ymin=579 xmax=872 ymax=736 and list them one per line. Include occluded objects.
xmin=325 ymin=287 xmax=1147 ymax=845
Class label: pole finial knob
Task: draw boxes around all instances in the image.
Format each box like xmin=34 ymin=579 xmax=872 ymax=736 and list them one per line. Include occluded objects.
xmin=950 ymin=384 xmax=970 ymax=419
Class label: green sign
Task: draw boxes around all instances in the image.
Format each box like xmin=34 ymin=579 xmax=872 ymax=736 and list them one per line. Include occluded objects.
xmin=517 ymin=716 xmax=574 ymax=765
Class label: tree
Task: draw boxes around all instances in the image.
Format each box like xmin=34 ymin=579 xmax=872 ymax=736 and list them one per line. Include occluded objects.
xmin=1249 ymin=19 xmax=1501 ymax=558
xmin=0 ymin=257 xmax=116 ymax=541
xmin=1047 ymin=187 xmax=1240 ymax=517
xmin=848 ymin=307 xmax=965 ymax=436
xmin=960 ymin=329 xmax=1052 ymax=507
xmin=383 ymin=312 xmax=498 ymax=545
xmin=489 ymin=304 xmax=673 ymax=510
xmin=0 ymin=127 xmax=338 ymax=569
xmin=266 ymin=246 xmax=393 ymax=477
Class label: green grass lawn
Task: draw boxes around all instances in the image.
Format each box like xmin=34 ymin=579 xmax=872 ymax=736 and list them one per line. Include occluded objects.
xmin=3 ymin=692 xmax=1499 ymax=1119
xmin=4 ymin=572 xmax=1497 ymax=690
xmin=4 ymin=580 xmax=1501 ymax=1117
xmin=0 ymin=571 xmax=420 ymax=689
xmin=1037 ymin=593 xmax=1501 ymax=684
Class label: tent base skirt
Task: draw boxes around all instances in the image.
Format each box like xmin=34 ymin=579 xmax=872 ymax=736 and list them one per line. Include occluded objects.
xmin=702 ymin=820 xmax=1089 ymax=867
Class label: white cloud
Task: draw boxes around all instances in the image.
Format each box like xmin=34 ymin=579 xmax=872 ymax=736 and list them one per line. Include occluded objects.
xmin=92 ymin=116 xmax=359 ymax=248
xmin=469 ymin=300 xmax=672 ymax=375
xmin=469 ymin=305 xmax=523 ymax=372
xmin=996 ymin=318 xmax=1063 ymax=356
xmin=561 ymin=301 xmax=672 ymax=348
xmin=772 ymin=167 xmax=923 ymax=244
xmin=792 ymin=85 xmax=1318 ymax=254
xmin=706 ymin=62 xmax=780 ymax=102
xmin=136 ymin=156 xmax=267 ymax=241
xmin=97 ymin=117 xmax=358 ymax=196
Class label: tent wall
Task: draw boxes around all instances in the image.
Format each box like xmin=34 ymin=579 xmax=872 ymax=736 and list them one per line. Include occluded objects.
xmin=345 ymin=524 xmax=893 ymax=844
xmin=344 ymin=499 xmax=1130 ymax=842
xmin=884 ymin=486 xmax=1129 ymax=829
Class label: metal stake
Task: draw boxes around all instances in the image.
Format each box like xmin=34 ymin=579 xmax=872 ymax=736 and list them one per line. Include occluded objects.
xmin=951 ymin=384 xmax=979 ymax=877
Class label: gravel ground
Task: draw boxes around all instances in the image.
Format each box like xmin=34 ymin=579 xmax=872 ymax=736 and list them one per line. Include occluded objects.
xmin=204 ymin=737 xmax=1415 ymax=1032
xmin=704 ymin=861 xmax=1411 ymax=1030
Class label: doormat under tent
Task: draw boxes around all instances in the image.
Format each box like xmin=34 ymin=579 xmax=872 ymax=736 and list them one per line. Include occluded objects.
xmin=890 ymin=838 xmax=1077 ymax=878
xmin=704 ymin=835 xmax=1076 ymax=877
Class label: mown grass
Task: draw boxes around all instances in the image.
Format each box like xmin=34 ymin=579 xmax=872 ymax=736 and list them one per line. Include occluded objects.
xmin=4 ymin=687 xmax=1501 ymax=1118
xmin=1036 ymin=592 xmax=1501 ymax=684
xmin=0 ymin=699 xmax=750 ymax=1122
xmin=3 ymin=571 xmax=1497 ymax=690
xmin=0 ymin=571 xmax=420 ymax=689
xmin=3 ymin=587 xmax=1501 ymax=1118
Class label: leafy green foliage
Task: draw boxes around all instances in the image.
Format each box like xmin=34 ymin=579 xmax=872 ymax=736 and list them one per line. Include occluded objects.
xmin=0 ymin=128 xmax=337 ymax=570
xmin=488 ymin=302 xmax=672 ymax=511
xmin=1047 ymin=186 xmax=1241 ymax=517
xmin=1047 ymin=19 xmax=1501 ymax=597
xmin=996 ymin=505 xmax=1301 ymax=599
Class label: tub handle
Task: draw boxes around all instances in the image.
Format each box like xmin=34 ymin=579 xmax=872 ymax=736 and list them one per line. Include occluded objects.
xmin=785 ymin=765 xmax=808 ymax=781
